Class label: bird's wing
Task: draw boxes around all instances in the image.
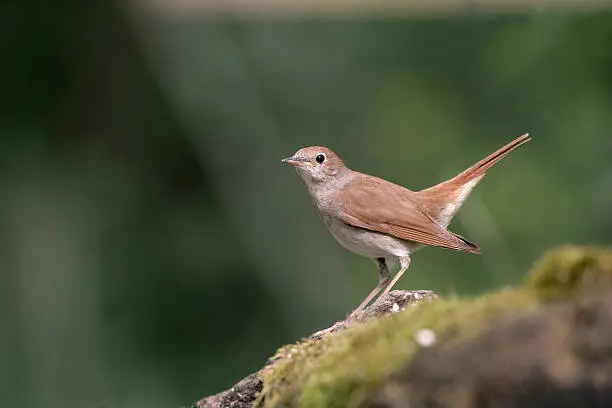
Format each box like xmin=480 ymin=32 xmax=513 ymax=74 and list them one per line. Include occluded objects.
xmin=338 ymin=175 xmax=480 ymax=253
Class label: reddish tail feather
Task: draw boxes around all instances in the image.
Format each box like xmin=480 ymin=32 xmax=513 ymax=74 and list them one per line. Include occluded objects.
xmin=453 ymin=133 xmax=531 ymax=184
xmin=416 ymin=133 xmax=531 ymax=232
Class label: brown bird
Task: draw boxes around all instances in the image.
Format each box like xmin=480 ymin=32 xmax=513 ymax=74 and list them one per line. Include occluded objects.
xmin=282 ymin=133 xmax=531 ymax=315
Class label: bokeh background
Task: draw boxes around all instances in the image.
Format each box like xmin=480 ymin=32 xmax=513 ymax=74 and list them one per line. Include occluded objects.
xmin=2 ymin=1 xmax=612 ymax=407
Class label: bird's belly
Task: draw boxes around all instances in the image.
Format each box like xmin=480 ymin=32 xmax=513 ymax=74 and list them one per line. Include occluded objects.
xmin=323 ymin=216 xmax=416 ymax=259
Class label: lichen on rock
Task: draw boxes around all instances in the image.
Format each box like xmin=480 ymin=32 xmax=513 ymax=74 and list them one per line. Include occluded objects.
xmin=193 ymin=246 xmax=612 ymax=408
xmin=258 ymin=246 xmax=612 ymax=408
xmin=260 ymin=288 xmax=538 ymax=408
xmin=372 ymin=290 xmax=612 ymax=408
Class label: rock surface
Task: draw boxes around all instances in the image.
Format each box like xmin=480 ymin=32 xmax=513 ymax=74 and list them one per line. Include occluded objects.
xmin=191 ymin=246 xmax=612 ymax=408
xmin=191 ymin=289 xmax=437 ymax=408
xmin=372 ymin=290 xmax=612 ymax=408
xmin=192 ymin=373 xmax=262 ymax=408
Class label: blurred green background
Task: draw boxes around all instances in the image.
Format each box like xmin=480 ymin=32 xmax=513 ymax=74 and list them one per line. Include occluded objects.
xmin=2 ymin=1 xmax=612 ymax=407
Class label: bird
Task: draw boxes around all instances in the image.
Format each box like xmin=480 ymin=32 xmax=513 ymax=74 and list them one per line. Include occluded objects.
xmin=282 ymin=133 xmax=531 ymax=315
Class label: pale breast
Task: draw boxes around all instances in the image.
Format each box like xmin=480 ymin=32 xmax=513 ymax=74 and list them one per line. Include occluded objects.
xmin=321 ymin=215 xmax=418 ymax=259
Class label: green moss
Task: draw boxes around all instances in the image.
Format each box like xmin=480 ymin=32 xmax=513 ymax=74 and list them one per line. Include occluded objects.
xmin=526 ymin=246 xmax=612 ymax=300
xmin=261 ymin=289 xmax=537 ymax=408
xmin=259 ymin=246 xmax=612 ymax=408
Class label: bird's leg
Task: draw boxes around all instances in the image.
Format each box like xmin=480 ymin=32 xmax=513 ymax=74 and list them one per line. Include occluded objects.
xmin=381 ymin=256 xmax=411 ymax=296
xmin=351 ymin=258 xmax=389 ymax=316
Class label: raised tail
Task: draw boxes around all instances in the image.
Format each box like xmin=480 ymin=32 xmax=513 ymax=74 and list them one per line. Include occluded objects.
xmin=416 ymin=133 xmax=531 ymax=227
xmin=452 ymin=132 xmax=531 ymax=183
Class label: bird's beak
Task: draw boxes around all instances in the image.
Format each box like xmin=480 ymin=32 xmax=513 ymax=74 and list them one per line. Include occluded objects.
xmin=281 ymin=156 xmax=314 ymax=167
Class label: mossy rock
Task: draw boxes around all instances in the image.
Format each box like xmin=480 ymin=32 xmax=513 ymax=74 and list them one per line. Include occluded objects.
xmin=258 ymin=246 xmax=612 ymax=408
xmin=527 ymin=246 xmax=612 ymax=301
xmin=373 ymin=289 xmax=612 ymax=408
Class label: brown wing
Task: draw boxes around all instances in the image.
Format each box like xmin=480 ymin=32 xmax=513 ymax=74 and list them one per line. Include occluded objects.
xmin=338 ymin=175 xmax=480 ymax=254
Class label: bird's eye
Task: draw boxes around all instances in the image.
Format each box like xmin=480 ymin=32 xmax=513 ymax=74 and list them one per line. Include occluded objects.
xmin=316 ymin=154 xmax=325 ymax=164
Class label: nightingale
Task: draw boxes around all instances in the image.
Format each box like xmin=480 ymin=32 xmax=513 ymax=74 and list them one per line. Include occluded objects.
xmin=282 ymin=133 xmax=531 ymax=315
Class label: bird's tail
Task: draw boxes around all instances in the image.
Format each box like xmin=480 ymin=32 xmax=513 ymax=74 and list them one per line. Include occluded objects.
xmin=451 ymin=133 xmax=531 ymax=184
xmin=416 ymin=133 xmax=531 ymax=227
